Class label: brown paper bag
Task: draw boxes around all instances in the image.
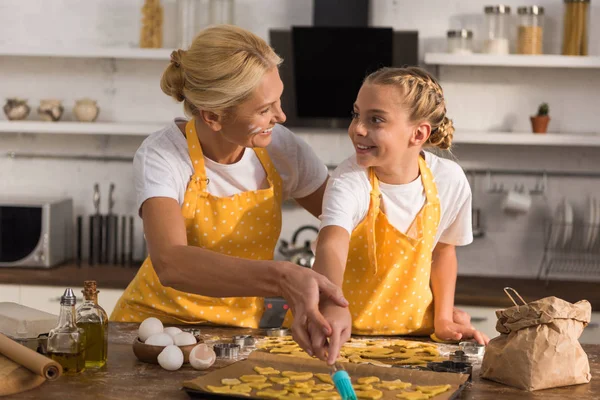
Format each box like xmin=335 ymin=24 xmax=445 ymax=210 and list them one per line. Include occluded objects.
xmin=481 ymin=295 xmax=592 ymax=391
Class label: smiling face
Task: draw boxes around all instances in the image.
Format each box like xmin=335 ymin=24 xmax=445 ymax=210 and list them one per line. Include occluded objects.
xmin=218 ymin=67 xmax=286 ymax=148
xmin=349 ymin=83 xmax=417 ymax=169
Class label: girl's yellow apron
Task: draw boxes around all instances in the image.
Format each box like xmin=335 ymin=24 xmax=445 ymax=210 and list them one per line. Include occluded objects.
xmin=343 ymin=156 xmax=441 ymax=335
xmin=110 ymin=120 xmax=282 ymax=328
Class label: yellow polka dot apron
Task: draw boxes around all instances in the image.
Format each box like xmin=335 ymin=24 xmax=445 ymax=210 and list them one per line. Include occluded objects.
xmin=344 ymin=156 xmax=440 ymax=336
xmin=110 ymin=120 xmax=282 ymax=328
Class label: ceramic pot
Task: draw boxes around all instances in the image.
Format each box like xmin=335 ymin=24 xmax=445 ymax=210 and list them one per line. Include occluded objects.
xmin=3 ymin=98 xmax=31 ymax=121
xmin=530 ymin=115 xmax=550 ymax=134
xmin=73 ymin=98 xmax=100 ymax=122
xmin=38 ymin=99 xmax=64 ymax=122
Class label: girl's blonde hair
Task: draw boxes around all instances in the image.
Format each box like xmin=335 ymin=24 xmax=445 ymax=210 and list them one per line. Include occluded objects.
xmin=364 ymin=67 xmax=454 ymax=150
xmin=161 ymin=25 xmax=282 ymax=117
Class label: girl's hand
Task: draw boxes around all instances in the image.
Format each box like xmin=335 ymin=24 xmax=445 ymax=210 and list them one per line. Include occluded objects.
xmin=278 ymin=263 xmax=349 ymax=356
xmin=307 ymin=300 xmax=352 ymax=365
xmin=435 ymin=318 xmax=489 ymax=345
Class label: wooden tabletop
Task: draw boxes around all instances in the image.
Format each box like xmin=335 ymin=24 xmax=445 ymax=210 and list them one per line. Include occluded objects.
xmin=4 ymin=323 xmax=599 ymax=399
xmin=1 ymin=263 xmax=599 ymax=309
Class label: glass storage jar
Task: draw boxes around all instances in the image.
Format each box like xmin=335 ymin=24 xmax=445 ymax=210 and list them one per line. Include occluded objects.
xmin=562 ymin=0 xmax=590 ymax=55
xmin=447 ymin=30 xmax=474 ymax=54
xmin=517 ymin=6 xmax=544 ymax=54
xmin=484 ymin=5 xmax=511 ymax=54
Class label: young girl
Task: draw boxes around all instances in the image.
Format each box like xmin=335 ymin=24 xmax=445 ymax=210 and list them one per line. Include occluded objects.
xmin=305 ymin=67 xmax=488 ymax=364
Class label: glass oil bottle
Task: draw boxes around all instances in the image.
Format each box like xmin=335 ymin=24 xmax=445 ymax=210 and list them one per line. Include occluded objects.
xmin=47 ymin=288 xmax=86 ymax=374
xmin=76 ymin=280 xmax=108 ymax=368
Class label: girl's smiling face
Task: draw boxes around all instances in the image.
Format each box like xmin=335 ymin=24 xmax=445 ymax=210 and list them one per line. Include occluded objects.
xmin=349 ymin=83 xmax=416 ymax=169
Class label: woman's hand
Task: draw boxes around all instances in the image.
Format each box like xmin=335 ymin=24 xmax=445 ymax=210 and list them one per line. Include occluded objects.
xmin=435 ymin=318 xmax=489 ymax=345
xmin=307 ymin=300 xmax=352 ymax=365
xmin=278 ymin=263 xmax=349 ymax=356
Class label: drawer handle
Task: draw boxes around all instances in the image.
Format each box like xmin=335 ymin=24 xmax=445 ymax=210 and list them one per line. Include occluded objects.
xmin=470 ymin=317 xmax=488 ymax=323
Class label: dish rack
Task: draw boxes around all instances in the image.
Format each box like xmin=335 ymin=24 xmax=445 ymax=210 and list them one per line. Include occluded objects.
xmin=538 ymin=221 xmax=600 ymax=280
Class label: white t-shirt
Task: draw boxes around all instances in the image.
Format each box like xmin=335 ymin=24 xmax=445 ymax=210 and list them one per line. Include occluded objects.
xmin=320 ymin=151 xmax=473 ymax=247
xmin=134 ymin=118 xmax=329 ymax=211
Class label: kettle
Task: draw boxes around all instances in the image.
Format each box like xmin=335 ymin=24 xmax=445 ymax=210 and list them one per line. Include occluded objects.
xmin=278 ymin=225 xmax=318 ymax=268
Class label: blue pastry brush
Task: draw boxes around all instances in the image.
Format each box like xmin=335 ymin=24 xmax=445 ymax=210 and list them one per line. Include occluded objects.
xmin=331 ymin=363 xmax=357 ymax=400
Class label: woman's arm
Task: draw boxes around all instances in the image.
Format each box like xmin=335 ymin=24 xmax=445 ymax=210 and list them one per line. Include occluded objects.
xmin=142 ymin=197 xmax=348 ymax=332
xmin=294 ymin=178 xmax=328 ymax=218
xmin=431 ymin=242 xmax=487 ymax=344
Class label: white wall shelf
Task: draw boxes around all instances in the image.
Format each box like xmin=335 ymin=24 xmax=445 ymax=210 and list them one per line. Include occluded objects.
xmin=0 ymin=47 xmax=172 ymax=60
xmin=0 ymin=121 xmax=163 ymax=136
xmin=455 ymin=131 xmax=600 ymax=147
xmin=425 ymin=53 xmax=600 ymax=69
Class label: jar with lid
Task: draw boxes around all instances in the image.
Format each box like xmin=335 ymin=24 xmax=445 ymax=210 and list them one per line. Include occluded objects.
xmin=484 ymin=5 xmax=511 ymax=54
xmin=447 ymin=30 xmax=474 ymax=54
xmin=562 ymin=0 xmax=590 ymax=56
xmin=517 ymin=6 xmax=544 ymax=54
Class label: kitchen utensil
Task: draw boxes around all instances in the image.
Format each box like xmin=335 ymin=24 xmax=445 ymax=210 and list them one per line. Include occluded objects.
xmin=90 ymin=184 xmax=102 ymax=265
xmin=561 ymin=199 xmax=574 ymax=247
xmin=472 ymin=208 xmax=484 ymax=238
xmin=548 ymin=203 xmax=565 ymax=249
xmin=265 ymin=328 xmax=289 ymax=337
xmin=501 ymin=188 xmax=532 ymax=214
xmin=104 ymin=183 xmax=117 ymax=265
xmin=132 ymin=337 xmax=199 ymax=364
xmin=331 ymin=363 xmax=358 ymax=400
xmin=583 ymin=197 xmax=595 ymax=250
xmin=121 ymin=215 xmax=127 ymax=266
xmin=278 ymin=225 xmax=318 ymax=268
xmin=76 ymin=216 xmax=82 ymax=267
xmin=213 ymin=343 xmax=240 ymax=359
xmin=459 ymin=342 xmax=485 ymax=358
xmin=232 ymin=335 xmax=255 ymax=348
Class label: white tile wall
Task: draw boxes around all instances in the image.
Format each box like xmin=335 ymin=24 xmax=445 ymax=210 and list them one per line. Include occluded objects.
xmin=1 ymin=0 xmax=599 ymax=279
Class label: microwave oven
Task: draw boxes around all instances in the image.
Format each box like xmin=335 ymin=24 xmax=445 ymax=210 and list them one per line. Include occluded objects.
xmin=0 ymin=197 xmax=73 ymax=268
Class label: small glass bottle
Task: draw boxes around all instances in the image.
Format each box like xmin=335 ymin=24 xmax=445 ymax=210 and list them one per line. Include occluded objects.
xmin=562 ymin=0 xmax=590 ymax=56
xmin=483 ymin=5 xmax=511 ymax=55
xmin=76 ymin=281 xmax=108 ymax=368
xmin=47 ymin=288 xmax=86 ymax=374
xmin=517 ymin=6 xmax=544 ymax=55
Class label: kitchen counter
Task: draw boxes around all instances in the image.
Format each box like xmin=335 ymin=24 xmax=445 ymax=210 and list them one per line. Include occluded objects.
xmin=1 ymin=264 xmax=598 ymax=310
xmin=5 ymin=323 xmax=600 ymax=400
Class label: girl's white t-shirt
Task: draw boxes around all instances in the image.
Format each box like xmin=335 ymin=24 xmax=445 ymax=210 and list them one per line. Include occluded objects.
xmin=134 ymin=119 xmax=329 ymax=211
xmin=320 ymin=151 xmax=473 ymax=247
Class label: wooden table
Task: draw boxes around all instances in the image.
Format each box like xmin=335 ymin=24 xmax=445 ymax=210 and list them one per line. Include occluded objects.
xmin=5 ymin=323 xmax=599 ymax=399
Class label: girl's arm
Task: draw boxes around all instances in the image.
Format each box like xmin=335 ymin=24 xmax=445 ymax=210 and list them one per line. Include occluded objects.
xmin=300 ymin=225 xmax=353 ymax=364
xmin=431 ymin=242 xmax=487 ymax=344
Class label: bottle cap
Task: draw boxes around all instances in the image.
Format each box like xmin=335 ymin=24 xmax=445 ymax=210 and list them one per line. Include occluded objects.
xmin=61 ymin=288 xmax=77 ymax=306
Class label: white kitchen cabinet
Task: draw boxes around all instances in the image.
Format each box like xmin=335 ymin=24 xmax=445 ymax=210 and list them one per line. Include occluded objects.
xmin=19 ymin=285 xmax=123 ymax=316
xmin=0 ymin=284 xmax=20 ymax=303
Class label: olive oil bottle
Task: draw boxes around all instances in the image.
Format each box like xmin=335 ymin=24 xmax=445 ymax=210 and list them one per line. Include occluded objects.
xmin=47 ymin=288 xmax=86 ymax=374
xmin=76 ymin=281 xmax=108 ymax=368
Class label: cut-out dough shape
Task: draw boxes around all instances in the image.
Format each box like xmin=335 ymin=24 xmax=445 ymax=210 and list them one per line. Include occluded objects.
xmin=290 ymin=380 xmax=315 ymax=388
xmin=352 ymin=384 xmax=374 ymax=391
xmin=287 ymin=387 xmax=313 ymax=395
xmin=239 ymin=374 xmax=268 ymax=383
xmin=230 ymin=384 xmax=253 ymax=394
xmin=256 ymin=389 xmax=289 ymax=399
xmin=315 ymin=373 xmax=334 ymax=384
xmin=206 ymin=385 xmax=231 ymax=394
xmin=255 ymin=366 xmax=281 ymax=375
xmin=415 ymin=385 xmax=451 ymax=396
xmin=377 ymin=380 xmax=413 ymax=390
xmin=396 ymin=392 xmax=431 ymax=400
xmin=246 ymin=382 xmax=273 ymax=390
xmin=221 ymin=378 xmax=242 ymax=385
xmin=270 ymin=377 xmax=291 ymax=384
xmin=311 ymin=392 xmax=342 ymax=399
xmin=357 ymin=377 xmax=380 ymax=385
xmin=429 ymin=333 xmax=459 ymax=344
xmin=354 ymin=389 xmax=384 ymax=400
xmin=313 ymin=384 xmax=334 ymax=391
xmin=282 ymin=371 xmax=314 ymax=380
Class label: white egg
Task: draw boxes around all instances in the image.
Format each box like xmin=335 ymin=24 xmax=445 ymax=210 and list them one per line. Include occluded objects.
xmin=188 ymin=343 xmax=216 ymax=370
xmin=145 ymin=333 xmax=174 ymax=346
xmin=138 ymin=317 xmax=164 ymax=342
xmin=163 ymin=327 xmax=183 ymax=338
xmin=173 ymin=332 xmax=197 ymax=346
xmin=157 ymin=345 xmax=184 ymax=371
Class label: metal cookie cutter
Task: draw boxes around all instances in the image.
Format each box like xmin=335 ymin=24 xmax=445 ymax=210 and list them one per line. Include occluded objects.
xmin=266 ymin=328 xmax=290 ymax=337
xmin=214 ymin=343 xmax=240 ymax=359
xmin=459 ymin=341 xmax=485 ymax=358
xmin=232 ymin=335 xmax=256 ymax=348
